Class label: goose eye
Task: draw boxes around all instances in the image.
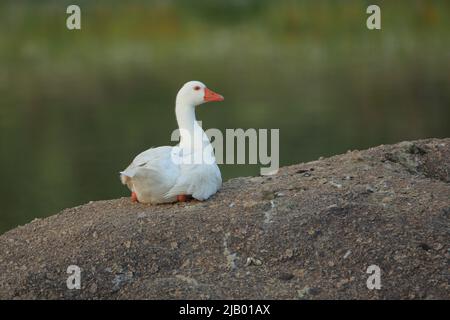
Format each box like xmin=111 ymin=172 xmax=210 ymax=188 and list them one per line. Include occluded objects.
xmin=194 ymin=86 xmax=201 ymax=91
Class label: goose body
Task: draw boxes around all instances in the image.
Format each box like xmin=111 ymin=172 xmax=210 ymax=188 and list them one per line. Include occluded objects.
xmin=120 ymin=81 xmax=224 ymax=204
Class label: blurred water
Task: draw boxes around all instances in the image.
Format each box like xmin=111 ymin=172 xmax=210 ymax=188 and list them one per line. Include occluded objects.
xmin=0 ymin=0 xmax=449 ymax=234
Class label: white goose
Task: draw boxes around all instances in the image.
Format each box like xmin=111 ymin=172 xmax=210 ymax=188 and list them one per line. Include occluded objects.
xmin=120 ymin=81 xmax=224 ymax=204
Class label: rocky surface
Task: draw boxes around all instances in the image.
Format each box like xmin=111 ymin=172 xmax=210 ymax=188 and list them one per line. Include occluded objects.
xmin=0 ymin=138 xmax=449 ymax=299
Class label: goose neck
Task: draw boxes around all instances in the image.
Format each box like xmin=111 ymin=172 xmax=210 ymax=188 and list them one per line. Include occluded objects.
xmin=175 ymin=103 xmax=199 ymax=149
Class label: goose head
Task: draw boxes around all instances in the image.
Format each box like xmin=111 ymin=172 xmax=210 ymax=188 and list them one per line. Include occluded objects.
xmin=176 ymin=81 xmax=224 ymax=107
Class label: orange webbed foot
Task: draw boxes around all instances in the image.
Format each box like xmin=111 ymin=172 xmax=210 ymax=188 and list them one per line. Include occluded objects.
xmin=177 ymin=195 xmax=194 ymax=202
xmin=131 ymin=192 xmax=138 ymax=203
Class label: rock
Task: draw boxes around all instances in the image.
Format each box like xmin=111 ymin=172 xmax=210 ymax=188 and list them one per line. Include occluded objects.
xmin=284 ymin=249 xmax=294 ymax=259
xmin=261 ymin=190 xmax=276 ymax=200
xmin=89 ymin=283 xmax=98 ymax=294
xmin=244 ymin=257 xmax=262 ymax=267
xmin=343 ymin=250 xmax=352 ymax=259
xmin=137 ymin=212 xmax=146 ymax=219
xmin=329 ymin=181 xmax=343 ymax=189
xmin=278 ymin=272 xmax=294 ymax=281
xmin=297 ymin=286 xmax=311 ymax=299
xmin=418 ymin=243 xmax=431 ymax=251
xmin=0 ymin=138 xmax=449 ymax=299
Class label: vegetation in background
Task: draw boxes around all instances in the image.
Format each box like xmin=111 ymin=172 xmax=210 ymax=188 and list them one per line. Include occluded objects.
xmin=0 ymin=0 xmax=449 ymax=233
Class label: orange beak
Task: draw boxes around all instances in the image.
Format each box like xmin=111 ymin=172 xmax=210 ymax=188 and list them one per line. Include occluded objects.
xmin=204 ymin=87 xmax=224 ymax=102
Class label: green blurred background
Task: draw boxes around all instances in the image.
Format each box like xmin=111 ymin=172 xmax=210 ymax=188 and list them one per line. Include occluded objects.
xmin=0 ymin=0 xmax=449 ymax=234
